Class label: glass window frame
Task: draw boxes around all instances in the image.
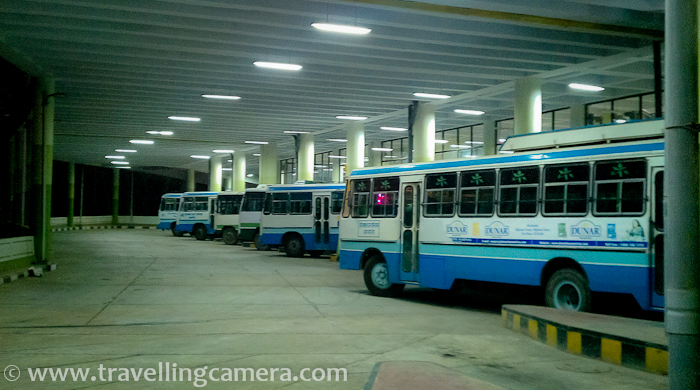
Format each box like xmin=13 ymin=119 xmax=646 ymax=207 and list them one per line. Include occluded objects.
xmin=423 ymin=172 xmax=457 ymax=217
xmin=592 ymin=159 xmax=647 ymax=217
xmin=542 ymin=163 xmax=590 ymax=217
xmin=458 ymin=169 xmax=496 ymax=217
xmin=370 ymin=177 xmax=400 ymax=218
xmin=497 ymin=166 xmax=540 ymax=217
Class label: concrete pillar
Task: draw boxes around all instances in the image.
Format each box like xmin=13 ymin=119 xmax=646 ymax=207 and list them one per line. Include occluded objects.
xmin=413 ymin=102 xmax=436 ymax=162
xmin=297 ymin=134 xmax=314 ymax=182
xmin=30 ymin=77 xmax=54 ymax=263
xmin=259 ymin=143 xmax=279 ymax=184
xmin=209 ymin=157 xmax=222 ymax=191
xmin=233 ymin=153 xmax=246 ymax=191
xmin=514 ymin=76 xmax=542 ymax=135
xmin=187 ymin=169 xmax=195 ymax=192
xmin=67 ymin=162 xmax=75 ymax=227
xmin=369 ymin=141 xmax=382 ymax=166
xmin=112 ymin=168 xmax=119 ymax=225
xmin=482 ymin=117 xmax=497 ymax=156
xmin=346 ymin=122 xmax=365 ymax=175
xmin=570 ymin=104 xmax=586 ymax=128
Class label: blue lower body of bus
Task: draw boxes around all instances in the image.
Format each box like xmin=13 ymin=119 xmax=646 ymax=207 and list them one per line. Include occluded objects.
xmin=261 ymin=228 xmax=339 ymax=252
xmin=157 ymin=220 xmax=175 ymax=230
xmin=175 ymin=222 xmax=216 ymax=235
xmin=340 ymin=241 xmax=655 ymax=311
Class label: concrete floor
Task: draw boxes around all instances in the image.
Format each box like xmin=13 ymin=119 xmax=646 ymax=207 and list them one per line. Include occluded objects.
xmin=0 ymin=229 xmax=668 ymax=389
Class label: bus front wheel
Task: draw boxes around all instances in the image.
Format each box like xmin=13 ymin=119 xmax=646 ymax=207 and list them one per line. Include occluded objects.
xmin=172 ymin=223 xmax=184 ymax=237
xmin=284 ymin=235 xmax=305 ymax=258
xmin=545 ymin=269 xmax=591 ymax=312
xmin=194 ymin=225 xmax=207 ymax=241
xmin=364 ymin=255 xmax=404 ymax=297
xmin=222 ymin=227 xmax=238 ymax=245
xmin=254 ymin=233 xmax=270 ymax=251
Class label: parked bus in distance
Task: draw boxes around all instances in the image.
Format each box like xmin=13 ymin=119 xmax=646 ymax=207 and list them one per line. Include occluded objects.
xmin=215 ymin=191 xmax=244 ymax=245
xmin=260 ymin=183 xmax=346 ymax=257
xmin=174 ymin=191 xmax=218 ymax=240
xmin=238 ymin=186 xmax=268 ymax=250
xmin=157 ymin=193 xmax=182 ymax=235
xmin=339 ymin=120 xmax=665 ymax=312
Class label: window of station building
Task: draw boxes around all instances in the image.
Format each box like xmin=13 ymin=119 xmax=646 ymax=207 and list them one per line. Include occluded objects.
xmin=331 ymin=191 xmax=344 ymax=214
xmin=350 ymin=179 xmax=371 ymax=217
xmin=289 ymin=192 xmax=312 ymax=214
xmin=459 ymin=169 xmax=496 ymax=216
xmin=371 ymin=177 xmax=400 ymax=217
xmin=542 ymin=107 xmax=571 ymax=132
xmin=279 ymin=158 xmax=296 ymax=184
xmin=314 ymin=151 xmax=333 ymax=183
xmin=496 ymin=119 xmax=514 ymax=145
xmin=424 ymin=172 xmax=457 ymax=216
xmin=585 ymin=92 xmax=660 ymax=126
xmin=498 ymin=167 xmax=539 ymax=216
xmin=381 ymin=138 xmax=409 ymax=166
xmin=218 ymin=195 xmax=242 ymax=215
xmin=594 ymin=160 xmax=646 ymax=216
xmin=271 ymin=192 xmax=289 ymax=214
xmin=543 ymin=163 xmax=589 ymax=216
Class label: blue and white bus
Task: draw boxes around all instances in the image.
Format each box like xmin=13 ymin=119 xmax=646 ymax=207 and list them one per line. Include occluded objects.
xmin=157 ymin=193 xmax=182 ymax=235
xmin=214 ymin=191 xmax=245 ymax=245
xmin=259 ymin=183 xmax=346 ymax=257
xmin=339 ymin=121 xmax=665 ymax=312
xmin=174 ymin=191 xmax=218 ymax=240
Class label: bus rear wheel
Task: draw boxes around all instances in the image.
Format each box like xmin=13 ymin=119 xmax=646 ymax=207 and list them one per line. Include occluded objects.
xmin=194 ymin=225 xmax=207 ymax=241
xmin=284 ymin=235 xmax=305 ymax=258
xmin=222 ymin=227 xmax=238 ymax=245
xmin=545 ymin=269 xmax=591 ymax=312
xmin=364 ymin=255 xmax=404 ymax=297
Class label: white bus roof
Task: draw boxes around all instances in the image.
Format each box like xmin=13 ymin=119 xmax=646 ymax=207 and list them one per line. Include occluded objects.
xmin=268 ymin=183 xmax=346 ymax=192
xmin=161 ymin=193 xmax=182 ymax=198
xmin=182 ymin=191 xmax=218 ymax=196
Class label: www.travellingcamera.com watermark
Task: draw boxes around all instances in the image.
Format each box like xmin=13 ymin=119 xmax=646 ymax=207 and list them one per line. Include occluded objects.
xmin=4 ymin=363 xmax=347 ymax=387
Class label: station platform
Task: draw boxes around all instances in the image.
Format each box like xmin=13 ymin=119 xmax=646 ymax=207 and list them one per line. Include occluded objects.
xmin=501 ymin=305 xmax=667 ymax=375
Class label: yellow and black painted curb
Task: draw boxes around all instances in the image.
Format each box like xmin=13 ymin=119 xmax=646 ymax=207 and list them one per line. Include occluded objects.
xmin=502 ymin=307 xmax=667 ymax=375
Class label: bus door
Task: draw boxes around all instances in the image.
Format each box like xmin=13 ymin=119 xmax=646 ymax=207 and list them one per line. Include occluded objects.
xmin=650 ymin=168 xmax=664 ymax=308
xmin=314 ymin=194 xmax=331 ymax=245
xmin=210 ymin=198 xmax=216 ymax=228
xmin=399 ymin=182 xmax=420 ymax=283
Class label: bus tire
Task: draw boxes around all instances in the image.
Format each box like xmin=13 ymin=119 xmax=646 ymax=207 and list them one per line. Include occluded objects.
xmin=194 ymin=225 xmax=207 ymax=241
xmin=545 ymin=269 xmax=591 ymax=312
xmin=364 ymin=255 xmax=404 ymax=297
xmin=284 ymin=235 xmax=305 ymax=258
xmin=254 ymin=233 xmax=270 ymax=251
xmin=170 ymin=222 xmax=178 ymax=236
xmin=222 ymin=227 xmax=238 ymax=245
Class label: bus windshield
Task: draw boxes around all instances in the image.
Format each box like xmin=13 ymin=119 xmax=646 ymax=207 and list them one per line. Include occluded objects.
xmin=241 ymin=192 xmax=265 ymax=212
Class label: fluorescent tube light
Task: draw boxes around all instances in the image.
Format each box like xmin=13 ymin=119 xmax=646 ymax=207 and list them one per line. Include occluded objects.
xmin=111 ymin=161 xmax=129 ymax=165
xmin=190 ymin=155 xmax=210 ymax=159
xmin=371 ymin=147 xmax=393 ymax=152
xmin=454 ymin=109 xmax=485 ymax=115
xmin=284 ymin=131 xmax=309 ymax=134
xmin=434 ymin=140 xmax=449 ymax=144
xmin=414 ymin=92 xmax=451 ymax=99
xmin=168 ymin=116 xmax=200 ymax=122
xmin=380 ymin=127 xmax=407 ymax=132
xmin=311 ymin=23 xmax=371 ymax=35
xmin=336 ymin=115 xmax=367 ymax=120
xmin=247 ymin=174 xmax=254 ymax=177
xmin=202 ymin=95 xmax=241 ymax=100
xmin=465 ymin=141 xmax=484 ymax=144
xmin=244 ymin=141 xmax=269 ymax=145
xmin=115 ymin=166 xmax=131 ymax=169
xmin=105 ymin=156 xmax=125 ymax=159
xmin=569 ymin=83 xmax=604 ymax=91
xmin=222 ymin=168 xmax=232 ymax=171
xmin=329 ymin=155 xmax=347 ymax=159
xmin=212 ymin=149 xmax=235 ymax=153
xmin=129 ymin=140 xmax=154 ymax=145
xmin=254 ymin=61 xmax=302 ymax=71
xmin=327 ymin=139 xmax=348 ymax=142
xmin=115 ymin=149 xmax=137 ymax=153
xmin=253 ymin=153 xmax=261 ymax=157
xmin=499 ymin=150 xmax=514 ymax=154
xmin=146 ymin=131 xmax=173 ymax=135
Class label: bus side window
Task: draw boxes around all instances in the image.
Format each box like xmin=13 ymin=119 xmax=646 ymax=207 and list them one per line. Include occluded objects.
xmin=543 ymin=163 xmax=590 ymax=216
xmin=160 ymin=199 xmax=166 ymax=212
xmin=331 ymin=191 xmax=344 ymax=214
xmin=371 ymin=177 xmax=400 ymax=218
xmin=593 ymin=160 xmax=646 ymax=216
xmin=498 ymin=166 xmax=539 ymax=216
xmin=424 ymin=173 xmax=457 ymax=217
xmin=290 ymin=192 xmax=312 ymax=215
xmin=272 ymin=192 xmax=289 ymax=214
xmin=195 ymin=197 xmax=208 ymax=211
xmin=352 ymin=179 xmax=371 ymax=218
xmin=459 ymin=170 xmax=495 ymax=216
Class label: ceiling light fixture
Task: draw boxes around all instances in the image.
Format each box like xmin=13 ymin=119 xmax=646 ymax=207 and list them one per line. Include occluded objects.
xmin=146 ymin=131 xmax=173 ymax=135
xmin=168 ymin=116 xmax=200 ymax=122
xmin=283 ymin=131 xmax=309 ymax=134
xmin=311 ymin=23 xmax=371 ymax=35
xmin=129 ymin=140 xmax=154 ymax=145
xmin=253 ymin=153 xmax=261 ymax=157
xmin=454 ymin=109 xmax=485 ymax=115
xmin=414 ymin=92 xmax=451 ymax=99
xmin=244 ymin=141 xmax=269 ymax=145
xmin=115 ymin=149 xmax=137 ymax=153
xmin=329 ymin=155 xmax=347 ymax=159
xmin=327 ymin=139 xmax=348 ymax=142
xmin=202 ymin=94 xmax=241 ymax=100
xmin=111 ymin=161 xmax=129 ymax=165
xmin=105 ymin=155 xmax=125 ymax=159
xmin=190 ymin=155 xmax=210 ymax=159
xmin=434 ymin=140 xmax=449 ymax=144
xmin=465 ymin=141 xmax=485 ymax=144
xmin=212 ymin=149 xmax=235 ymax=153
xmin=115 ymin=166 xmax=131 ymax=169
xmin=569 ymin=83 xmax=604 ymax=91
xmin=380 ymin=127 xmax=407 ymax=132
xmin=247 ymin=174 xmax=254 ymax=177
xmin=371 ymin=147 xmax=393 ymax=152
xmin=222 ymin=168 xmax=233 ymax=171
xmin=336 ymin=115 xmax=367 ymax=120
xmin=253 ymin=61 xmax=302 ymax=71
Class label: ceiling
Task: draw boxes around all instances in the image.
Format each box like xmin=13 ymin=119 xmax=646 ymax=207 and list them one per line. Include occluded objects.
xmin=0 ymin=0 xmax=664 ymax=176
